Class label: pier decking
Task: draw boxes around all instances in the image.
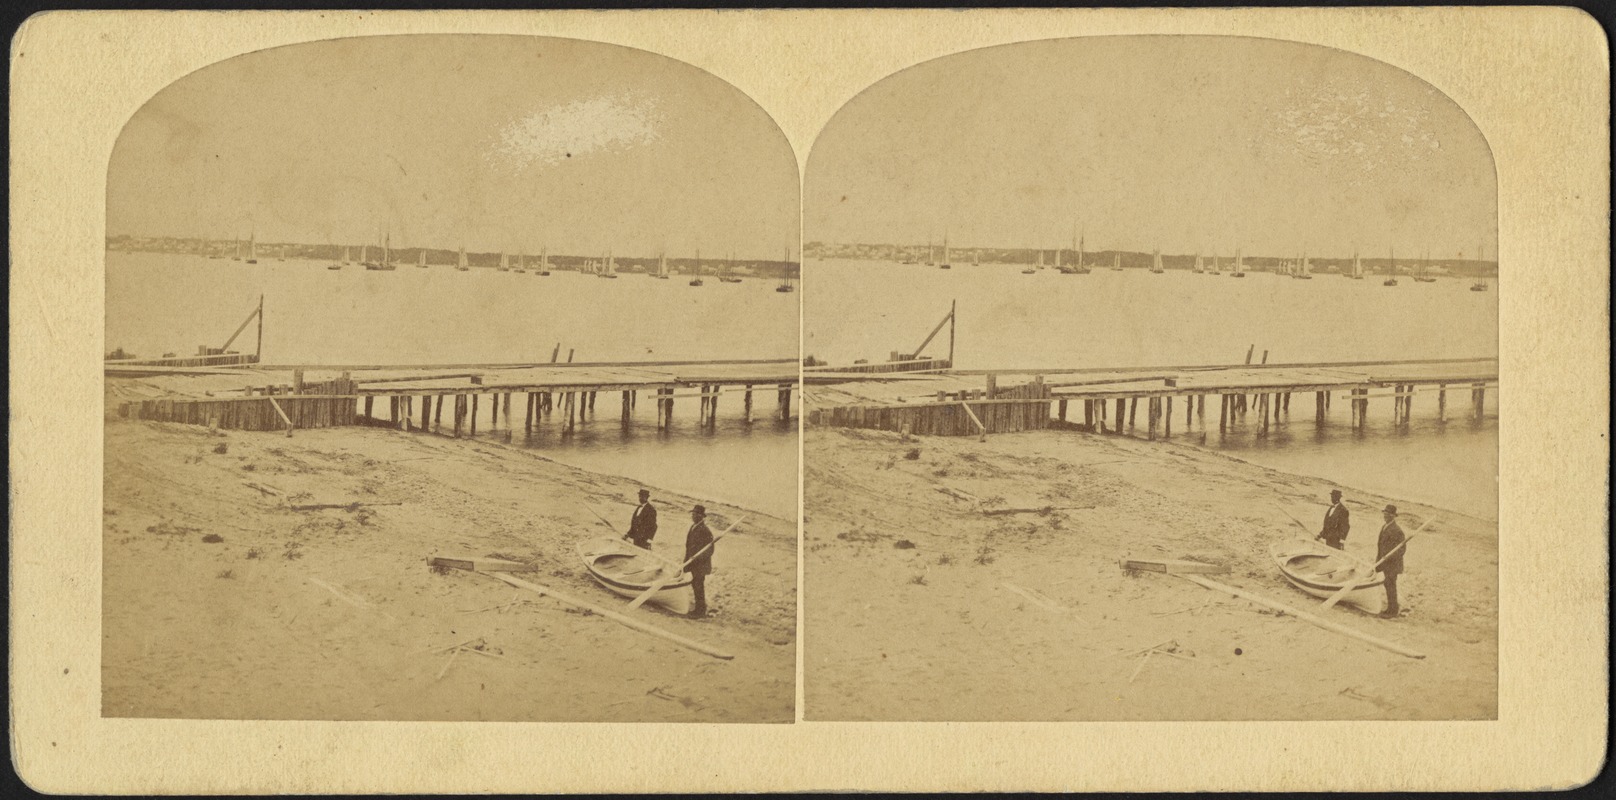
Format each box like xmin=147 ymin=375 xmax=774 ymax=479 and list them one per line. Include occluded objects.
xmin=116 ymin=358 xmax=800 ymax=435
xmin=806 ymin=357 xmax=1497 ymax=438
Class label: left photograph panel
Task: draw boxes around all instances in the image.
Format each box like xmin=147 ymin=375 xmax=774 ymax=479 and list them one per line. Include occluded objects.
xmin=102 ymin=35 xmax=801 ymax=723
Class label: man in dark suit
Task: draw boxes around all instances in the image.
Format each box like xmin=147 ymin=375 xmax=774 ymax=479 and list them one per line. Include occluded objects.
xmin=1317 ymin=489 xmax=1351 ymax=550
xmin=1376 ymin=504 xmax=1407 ymax=619
xmin=625 ymin=488 xmax=657 ymax=550
xmin=684 ymin=505 xmax=716 ymax=619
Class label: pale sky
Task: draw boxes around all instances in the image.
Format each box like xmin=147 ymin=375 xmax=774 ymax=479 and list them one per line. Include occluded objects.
xmin=806 ymin=36 xmax=1498 ymax=260
xmin=108 ymin=35 xmax=798 ymax=260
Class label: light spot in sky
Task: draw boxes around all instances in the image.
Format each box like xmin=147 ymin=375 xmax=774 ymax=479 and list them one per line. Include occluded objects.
xmin=489 ymin=92 xmax=661 ymax=169
xmin=1258 ymin=78 xmax=1444 ymax=186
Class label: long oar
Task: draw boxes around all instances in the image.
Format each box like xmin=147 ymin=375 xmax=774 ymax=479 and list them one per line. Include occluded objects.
xmin=1320 ymin=517 xmax=1435 ymax=610
xmin=581 ymin=503 xmax=681 ymax=572
xmin=626 ymin=515 xmax=746 ymax=612
xmin=1278 ymin=507 xmax=1316 ymax=538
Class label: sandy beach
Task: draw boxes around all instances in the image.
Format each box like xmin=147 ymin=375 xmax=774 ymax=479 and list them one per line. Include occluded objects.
xmin=102 ymin=384 xmax=796 ymax=723
xmin=803 ymin=426 xmax=1497 ymax=721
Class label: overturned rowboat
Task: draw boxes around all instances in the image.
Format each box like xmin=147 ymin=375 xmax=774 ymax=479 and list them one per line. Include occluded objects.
xmin=576 ymin=536 xmax=693 ymax=614
xmin=1269 ymin=538 xmax=1386 ymax=615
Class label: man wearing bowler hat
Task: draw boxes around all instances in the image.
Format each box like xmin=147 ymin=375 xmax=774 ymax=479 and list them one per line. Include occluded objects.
xmin=684 ymin=505 xmax=716 ymax=619
xmin=625 ymin=488 xmax=657 ymax=550
xmin=1318 ymin=489 xmax=1351 ymax=550
xmin=1377 ymin=504 xmax=1408 ymax=619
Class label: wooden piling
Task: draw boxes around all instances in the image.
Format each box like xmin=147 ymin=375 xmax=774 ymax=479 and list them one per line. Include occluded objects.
xmin=622 ymin=391 xmax=632 ymax=425
xmin=1128 ymin=397 xmax=1138 ymax=428
xmin=743 ymin=385 xmax=753 ymax=422
xmin=453 ymin=394 xmax=465 ymax=438
xmin=1219 ymin=394 xmax=1228 ymax=433
xmin=1437 ymin=384 xmax=1446 ymax=420
xmin=364 ymin=396 xmax=374 ymax=422
xmin=421 ymin=395 xmax=431 ymax=432
xmin=1059 ymin=399 xmax=1069 ymax=421
xmin=1114 ymin=398 xmax=1125 ymax=433
xmin=435 ymin=395 xmax=445 ymax=429
xmin=491 ymin=393 xmax=499 ymax=428
xmin=1164 ymin=396 xmax=1173 ymax=437
xmin=471 ymin=394 xmax=479 ymax=436
xmin=525 ymin=393 xmax=534 ymax=431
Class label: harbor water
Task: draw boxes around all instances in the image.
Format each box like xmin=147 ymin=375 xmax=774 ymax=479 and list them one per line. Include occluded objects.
xmin=806 ymin=258 xmax=1499 ymax=521
xmin=106 ymin=251 xmax=801 ymax=519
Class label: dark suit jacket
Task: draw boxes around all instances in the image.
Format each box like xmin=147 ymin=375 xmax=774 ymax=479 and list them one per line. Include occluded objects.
xmin=1377 ymin=520 xmax=1407 ymax=575
xmin=1322 ymin=502 xmax=1351 ymax=544
xmin=684 ymin=519 xmax=715 ymax=576
xmin=627 ymin=502 xmax=658 ymax=543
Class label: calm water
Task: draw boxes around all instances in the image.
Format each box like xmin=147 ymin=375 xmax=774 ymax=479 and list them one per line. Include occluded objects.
xmin=106 ymin=251 xmax=800 ymax=518
xmin=806 ymin=259 xmax=1499 ymax=521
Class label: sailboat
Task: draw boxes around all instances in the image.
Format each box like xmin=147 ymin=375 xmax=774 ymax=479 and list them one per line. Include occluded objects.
xmin=1415 ymin=251 xmax=1437 ymax=282
xmin=926 ymin=240 xmax=936 ymax=267
xmin=1070 ymin=231 xmax=1091 ymax=274
xmin=1231 ymin=248 xmax=1247 ymax=277
xmin=359 ymin=244 xmax=372 ymax=268
xmin=513 ymin=251 xmax=525 ymax=274
xmin=1383 ymin=248 xmax=1399 ymax=286
xmin=245 ymin=232 xmax=258 ymax=264
xmin=654 ymin=250 xmax=669 ymax=280
xmin=342 ymin=246 xmax=351 ymax=266
xmin=498 ymin=252 xmax=510 ymax=272
xmin=456 ymin=245 xmax=469 ymax=272
xmin=1351 ymin=250 xmax=1364 ymax=279
xmin=327 ymin=246 xmax=342 ymax=270
xmin=777 ymin=245 xmax=796 ymax=292
xmin=1211 ymin=251 xmax=1221 ymax=275
xmin=232 ymin=237 xmax=243 ymax=262
xmin=600 ymin=252 xmax=619 ymax=278
xmin=939 ymin=234 xmax=952 ymax=269
xmin=367 ymin=232 xmax=396 ymax=270
xmin=972 ymin=250 xmax=981 ymax=267
xmin=1471 ymin=243 xmax=1490 ymax=291
xmin=277 ymin=245 xmax=286 ymax=262
xmin=418 ymin=249 xmax=428 ymax=269
xmin=1293 ymin=252 xmax=1314 ymax=279
xmin=1193 ymin=254 xmax=1204 ymax=274
xmin=1150 ymin=249 xmax=1165 ymax=274
xmin=689 ymin=249 xmax=705 ymax=286
xmin=720 ymin=251 xmax=743 ymax=282
xmin=1111 ymin=253 xmax=1122 ymax=271
xmin=1056 ymin=241 xmax=1073 ymax=274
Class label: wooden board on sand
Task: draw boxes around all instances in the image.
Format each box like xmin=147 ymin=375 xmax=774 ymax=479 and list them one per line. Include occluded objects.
xmin=1120 ymin=557 xmax=1231 ymax=574
xmin=430 ymin=556 xmax=531 ymax=573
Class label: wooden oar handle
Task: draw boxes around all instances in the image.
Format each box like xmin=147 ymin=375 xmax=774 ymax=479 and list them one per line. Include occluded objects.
xmin=674 ymin=516 xmax=747 ymax=572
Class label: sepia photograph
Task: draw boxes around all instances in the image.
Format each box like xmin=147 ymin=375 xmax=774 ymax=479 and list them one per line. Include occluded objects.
xmin=100 ymin=34 xmax=800 ymax=723
xmin=8 ymin=7 xmax=1607 ymax=794
xmin=803 ymin=35 xmax=1500 ymax=721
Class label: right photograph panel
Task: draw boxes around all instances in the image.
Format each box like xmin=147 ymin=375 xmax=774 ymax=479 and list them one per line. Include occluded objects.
xmin=802 ymin=35 xmax=1499 ymax=721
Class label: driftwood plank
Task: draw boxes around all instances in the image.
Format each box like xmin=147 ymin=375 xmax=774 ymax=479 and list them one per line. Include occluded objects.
xmin=1120 ymin=557 xmax=1231 ymax=575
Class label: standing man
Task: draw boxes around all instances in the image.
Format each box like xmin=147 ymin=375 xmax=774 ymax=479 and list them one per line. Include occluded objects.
xmin=625 ymin=488 xmax=657 ymax=550
xmin=1376 ymin=504 xmax=1407 ymax=619
xmin=1318 ymin=489 xmax=1351 ymax=550
xmin=684 ymin=505 xmax=716 ymax=619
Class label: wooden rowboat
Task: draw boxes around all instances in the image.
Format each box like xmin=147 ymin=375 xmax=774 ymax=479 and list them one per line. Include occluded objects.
xmin=576 ymin=536 xmax=692 ymax=614
xmin=1269 ymin=538 xmax=1386 ymax=614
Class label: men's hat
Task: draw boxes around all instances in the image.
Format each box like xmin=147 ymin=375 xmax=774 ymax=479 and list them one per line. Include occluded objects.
xmin=1330 ymin=489 xmax=1343 ymax=497
xmin=638 ymin=488 xmax=651 ymax=497
xmin=1383 ymin=504 xmax=1398 ymax=515
xmin=692 ymin=504 xmax=706 ymax=515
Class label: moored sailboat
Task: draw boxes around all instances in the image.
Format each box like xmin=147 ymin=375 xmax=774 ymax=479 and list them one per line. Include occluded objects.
xmin=1231 ymin=248 xmax=1246 ymax=277
xmin=1150 ymin=249 xmax=1165 ymax=274
xmin=776 ymin=245 xmax=796 ymax=292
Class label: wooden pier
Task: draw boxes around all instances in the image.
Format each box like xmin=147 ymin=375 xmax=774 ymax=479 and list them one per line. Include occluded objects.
xmin=116 ymin=359 xmax=800 ymax=437
xmin=806 ymin=357 xmax=1497 ymax=439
